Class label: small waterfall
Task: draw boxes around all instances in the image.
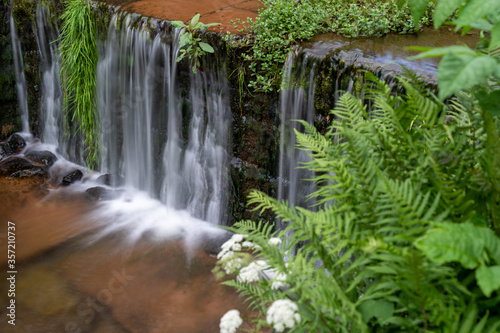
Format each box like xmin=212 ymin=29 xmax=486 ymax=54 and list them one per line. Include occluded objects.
xmin=10 ymin=6 xmax=29 ymax=133
xmin=98 ymin=16 xmax=230 ymax=224
xmin=277 ymin=52 xmax=317 ymax=221
xmin=35 ymin=4 xmax=63 ymax=146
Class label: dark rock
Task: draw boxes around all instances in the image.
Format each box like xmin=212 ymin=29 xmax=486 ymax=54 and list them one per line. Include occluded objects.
xmin=0 ymin=157 xmax=47 ymax=178
xmin=96 ymin=174 xmax=125 ymax=187
xmin=0 ymin=142 xmax=11 ymax=158
xmin=25 ymin=150 xmax=58 ymax=167
xmin=85 ymin=186 xmax=125 ymax=201
xmin=61 ymin=170 xmax=84 ymax=186
xmin=8 ymin=134 xmax=26 ymax=152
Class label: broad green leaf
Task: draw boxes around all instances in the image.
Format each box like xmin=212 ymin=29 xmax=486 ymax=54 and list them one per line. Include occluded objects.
xmin=408 ymin=45 xmax=477 ymax=59
xmin=455 ymin=0 xmax=500 ymax=30
xmin=476 ymin=89 xmax=500 ymax=117
xmin=470 ymin=19 xmax=494 ymax=31
xmin=415 ymin=222 xmax=485 ymax=269
xmin=190 ymin=13 xmax=200 ymax=27
xmin=475 ymin=265 xmax=500 ymax=297
xmin=195 ymin=22 xmax=203 ymax=29
xmin=490 ymin=22 xmax=500 ymax=50
xmin=433 ymin=0 xmax=464 ymax=29
xmin=358 ymin=299 xmax=395 ymax=324
xmin=437 ymin=53 xmax=497 ymax=100
xmin=409 ymin=0 xmax=430 ymax=27
xmin=171 ymin=20 xmax=185 ymax=28
xmin=198 ymin=42 xmax=214 ymax=53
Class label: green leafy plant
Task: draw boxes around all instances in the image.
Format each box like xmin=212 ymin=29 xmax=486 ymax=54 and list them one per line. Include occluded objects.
xmin=229 ymin=0 xmax=434 ymax=92
xmin=215 ymin=71 xmax=500 ymax=331
xmin=171 ymin=14 xmax=220 ymax=74
xmin=58 ymin=0 xmax=99 ymax=168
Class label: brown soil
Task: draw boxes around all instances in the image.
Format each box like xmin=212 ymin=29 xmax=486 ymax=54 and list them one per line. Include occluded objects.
xmin=97 ymin=0 xmax=264 ymax=34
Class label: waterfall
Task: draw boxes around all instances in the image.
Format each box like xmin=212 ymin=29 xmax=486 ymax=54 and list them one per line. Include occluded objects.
xmin=277 ymin=52 xmax=317 ymax=222
xmin=98 ymin=15 xmax=230 ymax=224
xmin=36 ymin=4 xmax=63 ymax=146
xmin=10 ymin=5 xmax=29 ymax=134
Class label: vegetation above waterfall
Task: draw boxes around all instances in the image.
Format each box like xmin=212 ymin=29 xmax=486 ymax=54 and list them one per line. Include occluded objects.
xmin=59 ymin=0 xmax=99 ymax=168
xmin=229 ymin=0 xmax=435 ymax=92
xmin=216 ymin=0 xmax=500 ymax=331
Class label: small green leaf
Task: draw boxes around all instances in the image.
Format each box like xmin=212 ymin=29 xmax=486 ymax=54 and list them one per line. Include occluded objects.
xmin=437 ymin=53 xmax=497 ymax=100
xmin=409 ymin=0 xmax=430 ymax=27
xmin=179 ymin=32 xmax=192 ymax=48
xmin=198 ymin=42 xmax=214 ymax=53
xmin=171 ymin=21 xmax=185 ymax=28
xmin=202 ymin=22 xmax=222 ymax=29
xmin=433 ymin=0 xmax=463 ymax=29
xmin=408 ymin=45 xmax=477 ymax=59
xmin=190 ymin=13 xmax=200 ymax=27
xmin=490 ymin=22 xmax=500 ymax=50
xmin=475 ymin=265 xmax=500 ymax=297
xmin=455 ymin=0 xmax=500 ymax=30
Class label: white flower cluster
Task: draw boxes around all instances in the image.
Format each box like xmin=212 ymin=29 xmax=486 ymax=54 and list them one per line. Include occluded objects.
xmin=266 ymin=299 xmax=301 ymax=333
xmin=270 ymin=272 xmax=289 ymax=290
xmin=237 ymin=260 xmax=267 ymax=283
xmin=268 ymin=237 xmax=282 ymax=246
xmin=220 ymin=309 xmax=243 ymax=333
xmin=218 ymin=234 xmax=248 ymax=261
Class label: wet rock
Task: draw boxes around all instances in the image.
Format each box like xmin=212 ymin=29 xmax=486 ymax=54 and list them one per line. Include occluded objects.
xmin=25 ymin=149 xmax=58 ymax=167
xmin=61 ymin=169 xmax=84 ymax=186
xmin=0 ymin=134 xmax=26 ymax=158
xmin=96 ymin=173 xmax=126 ymax=187
xmin=86 ymin=186 xmax=125 ymax=201
xmin=8 ymin=133 xmax=26 ymax=152
xmin=0 ymin=156 xmax=47 ymax=178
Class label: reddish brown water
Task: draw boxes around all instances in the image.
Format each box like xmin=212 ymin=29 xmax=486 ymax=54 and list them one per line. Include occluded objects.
xmin=0 ymin=178 xmax=267 ymax=332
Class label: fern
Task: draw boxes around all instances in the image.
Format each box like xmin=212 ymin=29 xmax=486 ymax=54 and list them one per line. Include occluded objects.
xmin=215 ymin=71 xmax=500 ymax=332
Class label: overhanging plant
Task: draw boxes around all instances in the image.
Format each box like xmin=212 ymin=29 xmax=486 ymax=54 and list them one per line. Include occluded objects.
xmin=171 ymin=14 xmax=220 ymax=74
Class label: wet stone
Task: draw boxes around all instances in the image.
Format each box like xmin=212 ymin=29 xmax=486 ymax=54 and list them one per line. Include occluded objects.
xmin=7 ymin=133 xmax=26 ymax=152
xmin=61 ymin=169 xmax=84 ymax=186
xmin=25 ymin=149 xmax=58 ymax=167
xmin=0 ymin=157 xmax=47 ymax=178
xmin=96 ymin=173 xmax=126 ymax=187
xmin=86 ymin=186 xmax=125 ymax=201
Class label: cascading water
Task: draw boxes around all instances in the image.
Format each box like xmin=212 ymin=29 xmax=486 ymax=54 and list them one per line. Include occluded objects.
xmin=35 ymin=4 xmax=63 ymax=147
xmin=10 ymin=3 xmax=29 ymax=134
xmin=97 ymin=15 xmax=230 ymax=225
xmin=277 ymin=52 xmax=317 ymax=222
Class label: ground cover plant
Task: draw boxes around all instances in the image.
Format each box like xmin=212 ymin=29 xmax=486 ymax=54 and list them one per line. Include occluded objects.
xmin=229 ymin=0 xmax=435 ymax=92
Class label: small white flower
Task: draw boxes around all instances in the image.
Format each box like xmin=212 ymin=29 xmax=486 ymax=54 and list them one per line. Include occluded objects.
xmin=266 ymin=299 xmax=301 ymax=333
xmin=218 ymin=234 xmax=248 ymax=260
xmin=237 ymin=260 xmax=267 ymax=283
xmin=270 ymin=272 xmax=288 ymax=290
xmin=220 ymin=309 xmax=243 ymax=333
xmin=242 ymin=241 xmax=254 ymax=248
xmin=268 ymin=237 xmax=282 ymax=246
xmin=224 ymin=256 xmax=244 ymax=275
